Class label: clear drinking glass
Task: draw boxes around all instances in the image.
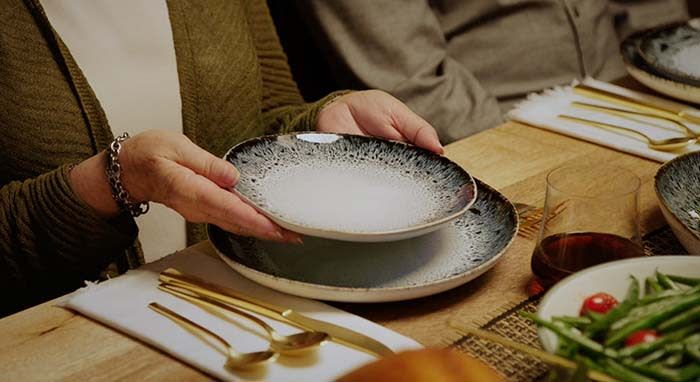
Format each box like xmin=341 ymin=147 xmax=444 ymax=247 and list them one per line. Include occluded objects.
xmin=531 ymin=164 xmax=644 ymax=289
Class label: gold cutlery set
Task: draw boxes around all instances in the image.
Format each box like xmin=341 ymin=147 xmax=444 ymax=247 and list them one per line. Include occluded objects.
xmin=558 ymin=84 xmax=700 ymax=152
xmin=149 ymin=268 xmax=394 ymax=369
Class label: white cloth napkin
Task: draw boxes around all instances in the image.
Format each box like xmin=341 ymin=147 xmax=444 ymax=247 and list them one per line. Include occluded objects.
xmin=61 ymin=247 xmax=421 ymax=381
xmin=508 ymin=77 xmax=700 ymax=162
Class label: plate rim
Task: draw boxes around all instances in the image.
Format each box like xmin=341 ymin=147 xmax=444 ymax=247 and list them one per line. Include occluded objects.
xmin=207 ymin=179 xmax=518 ymax=301
xmin=637 ymin=20 xmax=700 ymax=87
xmin=537 ymin=255 xmax=700 ymax=352
xmin=621 ymin=29 xmax=700 ymax=104
xmin=223 ymin=131 xmax=478 ymax=241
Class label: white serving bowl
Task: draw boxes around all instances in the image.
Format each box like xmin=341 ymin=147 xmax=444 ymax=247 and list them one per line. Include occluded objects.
xmin=536 ymin=256 xmax=700 ymax=352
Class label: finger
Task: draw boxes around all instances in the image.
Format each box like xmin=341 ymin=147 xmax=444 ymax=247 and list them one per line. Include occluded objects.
xmin=391 ymin=104 xmax=444 ymax=154
xmin=180 ymin=173 xmax=301 ymax=243
xmin=174 ymin=138 xmax=240 ymax=188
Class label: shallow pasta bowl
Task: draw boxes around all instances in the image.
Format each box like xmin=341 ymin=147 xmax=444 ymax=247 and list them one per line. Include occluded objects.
xmin=225 ymin=132 xmax=476 ymax=242
xmin=655 ymin=150 xmax=700 ymax=255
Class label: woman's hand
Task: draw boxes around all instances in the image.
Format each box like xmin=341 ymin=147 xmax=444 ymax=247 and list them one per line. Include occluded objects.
xmin=316 ymin=90 xmax=444 ymax=154
xmin=69 ymin=130 xmax=300 ymax=243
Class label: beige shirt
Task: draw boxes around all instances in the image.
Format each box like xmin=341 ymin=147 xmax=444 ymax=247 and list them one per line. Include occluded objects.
xmin=302 ymin=0 xmax=688 ymax=143
xmin=41 ymin=0 xmax=186 ymax=262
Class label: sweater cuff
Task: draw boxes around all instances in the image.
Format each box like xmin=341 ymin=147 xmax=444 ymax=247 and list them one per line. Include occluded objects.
xmin=42 ymin=164 xmax=138 ymax=264
xmin=281 ymin=90 xmax=353 ymax=134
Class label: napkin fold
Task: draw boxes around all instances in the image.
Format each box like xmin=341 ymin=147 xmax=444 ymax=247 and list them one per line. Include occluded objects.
xmin=61 ymin=246 xmax=421 ymax=382
xmin=508 ymin=77 xmax=700 ymax=162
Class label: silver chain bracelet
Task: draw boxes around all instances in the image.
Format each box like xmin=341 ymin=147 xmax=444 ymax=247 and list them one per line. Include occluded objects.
xmin=106 ymin=133 xmax=150 ymax=217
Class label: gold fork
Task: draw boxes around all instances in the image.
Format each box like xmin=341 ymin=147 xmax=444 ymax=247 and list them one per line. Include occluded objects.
xmin=516 ymin=202 xmax=566 ymax=240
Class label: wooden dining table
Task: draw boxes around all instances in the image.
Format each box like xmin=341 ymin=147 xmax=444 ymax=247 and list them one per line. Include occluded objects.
xmin=0 ymin=117 xmax=667 ymax=380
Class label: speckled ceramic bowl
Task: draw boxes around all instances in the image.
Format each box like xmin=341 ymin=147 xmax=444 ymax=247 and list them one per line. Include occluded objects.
xmin=225 ymin=132 xmax=476 ymax=242
xmin=208 ymin=179 xmax=517 ymax=302
xmin=639 ymin=19 xmax=700 ymax=87
xmin=655 ymin=151 xmax=700 ymax=255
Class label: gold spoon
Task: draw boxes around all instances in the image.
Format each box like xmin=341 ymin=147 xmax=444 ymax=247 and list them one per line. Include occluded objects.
xmin=160 ymin=283 xmax=328 ymax=355
xmin=558 ymin=114 xmax=696 ymax=151
xmin=148 ymin=302 xmax=277 ymax=369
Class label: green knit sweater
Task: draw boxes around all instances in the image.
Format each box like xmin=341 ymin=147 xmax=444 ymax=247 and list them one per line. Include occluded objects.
xmin=0 ymin=0 xmax=341 ymax=316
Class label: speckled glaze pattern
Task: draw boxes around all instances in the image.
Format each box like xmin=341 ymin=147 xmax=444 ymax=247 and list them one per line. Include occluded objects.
xmin=208 ymin=179 xmax=517 ymax=300
xmin=639 ymin=21 xmax=700 ymax=86
xmin=621 ymin=30 xmax=700 ymax=104
xmin=655 ymin=151 xmax=700 ymax=240
xmin=224 ymin=132 xmax=475 ymax=235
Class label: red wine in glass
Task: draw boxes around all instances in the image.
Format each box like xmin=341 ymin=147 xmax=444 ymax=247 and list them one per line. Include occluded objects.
xmin=531 ymin=232 xmax=644 ymax=289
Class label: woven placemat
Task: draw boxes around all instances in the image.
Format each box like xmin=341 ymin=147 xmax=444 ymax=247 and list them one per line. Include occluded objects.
xmin=448 ymin=225 xmax=688 ymax=381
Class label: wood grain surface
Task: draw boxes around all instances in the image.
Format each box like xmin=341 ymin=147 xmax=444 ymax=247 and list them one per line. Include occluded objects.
xmin=0 ymin=121 xmax=665 ymax=380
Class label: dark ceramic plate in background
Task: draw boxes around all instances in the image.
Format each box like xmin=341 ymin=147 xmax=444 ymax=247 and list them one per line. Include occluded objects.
xmin=639 ymin=19 xmax=700 ymax=87
xmin=225 ymin=132 xmax=476 ymax=242
xmin=655 ymin=151 xmax=700 ymax=255
xmin=621 ymin=28 xmax=700 ymax=104
xmin=208 ymin=179 xmax=517 ymax=302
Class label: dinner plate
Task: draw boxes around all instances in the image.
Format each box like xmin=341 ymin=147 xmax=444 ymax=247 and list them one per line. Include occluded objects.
xmin=537 ymin=256 xmax=700 ymax=353
xmin=638 ymin=19 xmax=700 ymax=87
xmin=208 ymin=179 xmax=517 ymax=303
xmin=621 ymin=29 xmax=700 ymax=104
xmin=655 ymin=150 xmax=700 ymax=255
xmin=225 ymin=132 xmax=476 ymax=242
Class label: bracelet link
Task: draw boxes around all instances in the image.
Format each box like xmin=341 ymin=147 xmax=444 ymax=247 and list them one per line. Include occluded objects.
xmin=106 ymin=132 xmax=149 ymax=217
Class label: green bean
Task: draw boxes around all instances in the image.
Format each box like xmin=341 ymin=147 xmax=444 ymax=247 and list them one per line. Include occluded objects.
xmin=586 ymin=276 xmax=639 ymax=337
xmin=683 ymin=333 xmax=700 ymax=345
xmin=618 ymin=324 xmax=699 ymax=358
xmin=603 ymin=358 xmax=659 ymax=382
xmin=639 ymin=289 xmax=687 ymax=305
xmin=646 ymin=276 xmax=664 ymax=294
xmin=605 ymin=294 xmax=700 ymax=347
xmin=635 ymin=348 xmax=668 ymax=366
xmin=628 ymin=363 xmax=700 ymax=382
xmin=521 ymin=312 xmax=617 ymax=357
xmin=669 ymin=275 xmax=700 ymax=287
xmin=554 ymin=315 xmax=593 ymax=327
xmin=663 ymin=352 xmax=684 ymax=367
xmin=659 ymin=306 xmax=700 ymax=332
xmin=686 ymin=344 xmax=700 ymax=362
xmin=614 ymin=296 xmax=688 ymax=330
xmin=658 ymin=271 xmax=681 ymax=291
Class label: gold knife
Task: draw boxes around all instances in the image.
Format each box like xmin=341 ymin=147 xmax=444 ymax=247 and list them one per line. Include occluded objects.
xmin=159 ymin=268 xmax=395 ymax=358
xmin=574 ymin=83 xmax=700 ymax=125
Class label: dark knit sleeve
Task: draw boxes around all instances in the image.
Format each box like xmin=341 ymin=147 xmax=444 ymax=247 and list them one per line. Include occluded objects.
xmin=247 ymin=0 xmax=351 ymax=134
xmin=0 ymin=164 xmax=137 ymax=316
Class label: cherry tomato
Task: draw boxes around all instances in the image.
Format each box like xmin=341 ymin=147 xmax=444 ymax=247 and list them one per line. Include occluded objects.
xmin=625 ymin=329 xmax=660 ymax=347
xmin=579 ymin=293 xmax=618 ymax=316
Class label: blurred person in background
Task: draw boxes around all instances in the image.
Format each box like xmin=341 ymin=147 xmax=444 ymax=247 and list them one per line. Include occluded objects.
xmin=274 ymin=0 xmax=688 ymax=143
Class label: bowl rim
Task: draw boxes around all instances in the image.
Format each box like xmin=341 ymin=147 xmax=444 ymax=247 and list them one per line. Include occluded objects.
xmin=222 ymin=131 xmax=478 ymax=240
xmin=537 ymin=255 xmax=700 ymax=352
xmin=654 ymin=150 xmax=700 ymax=241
